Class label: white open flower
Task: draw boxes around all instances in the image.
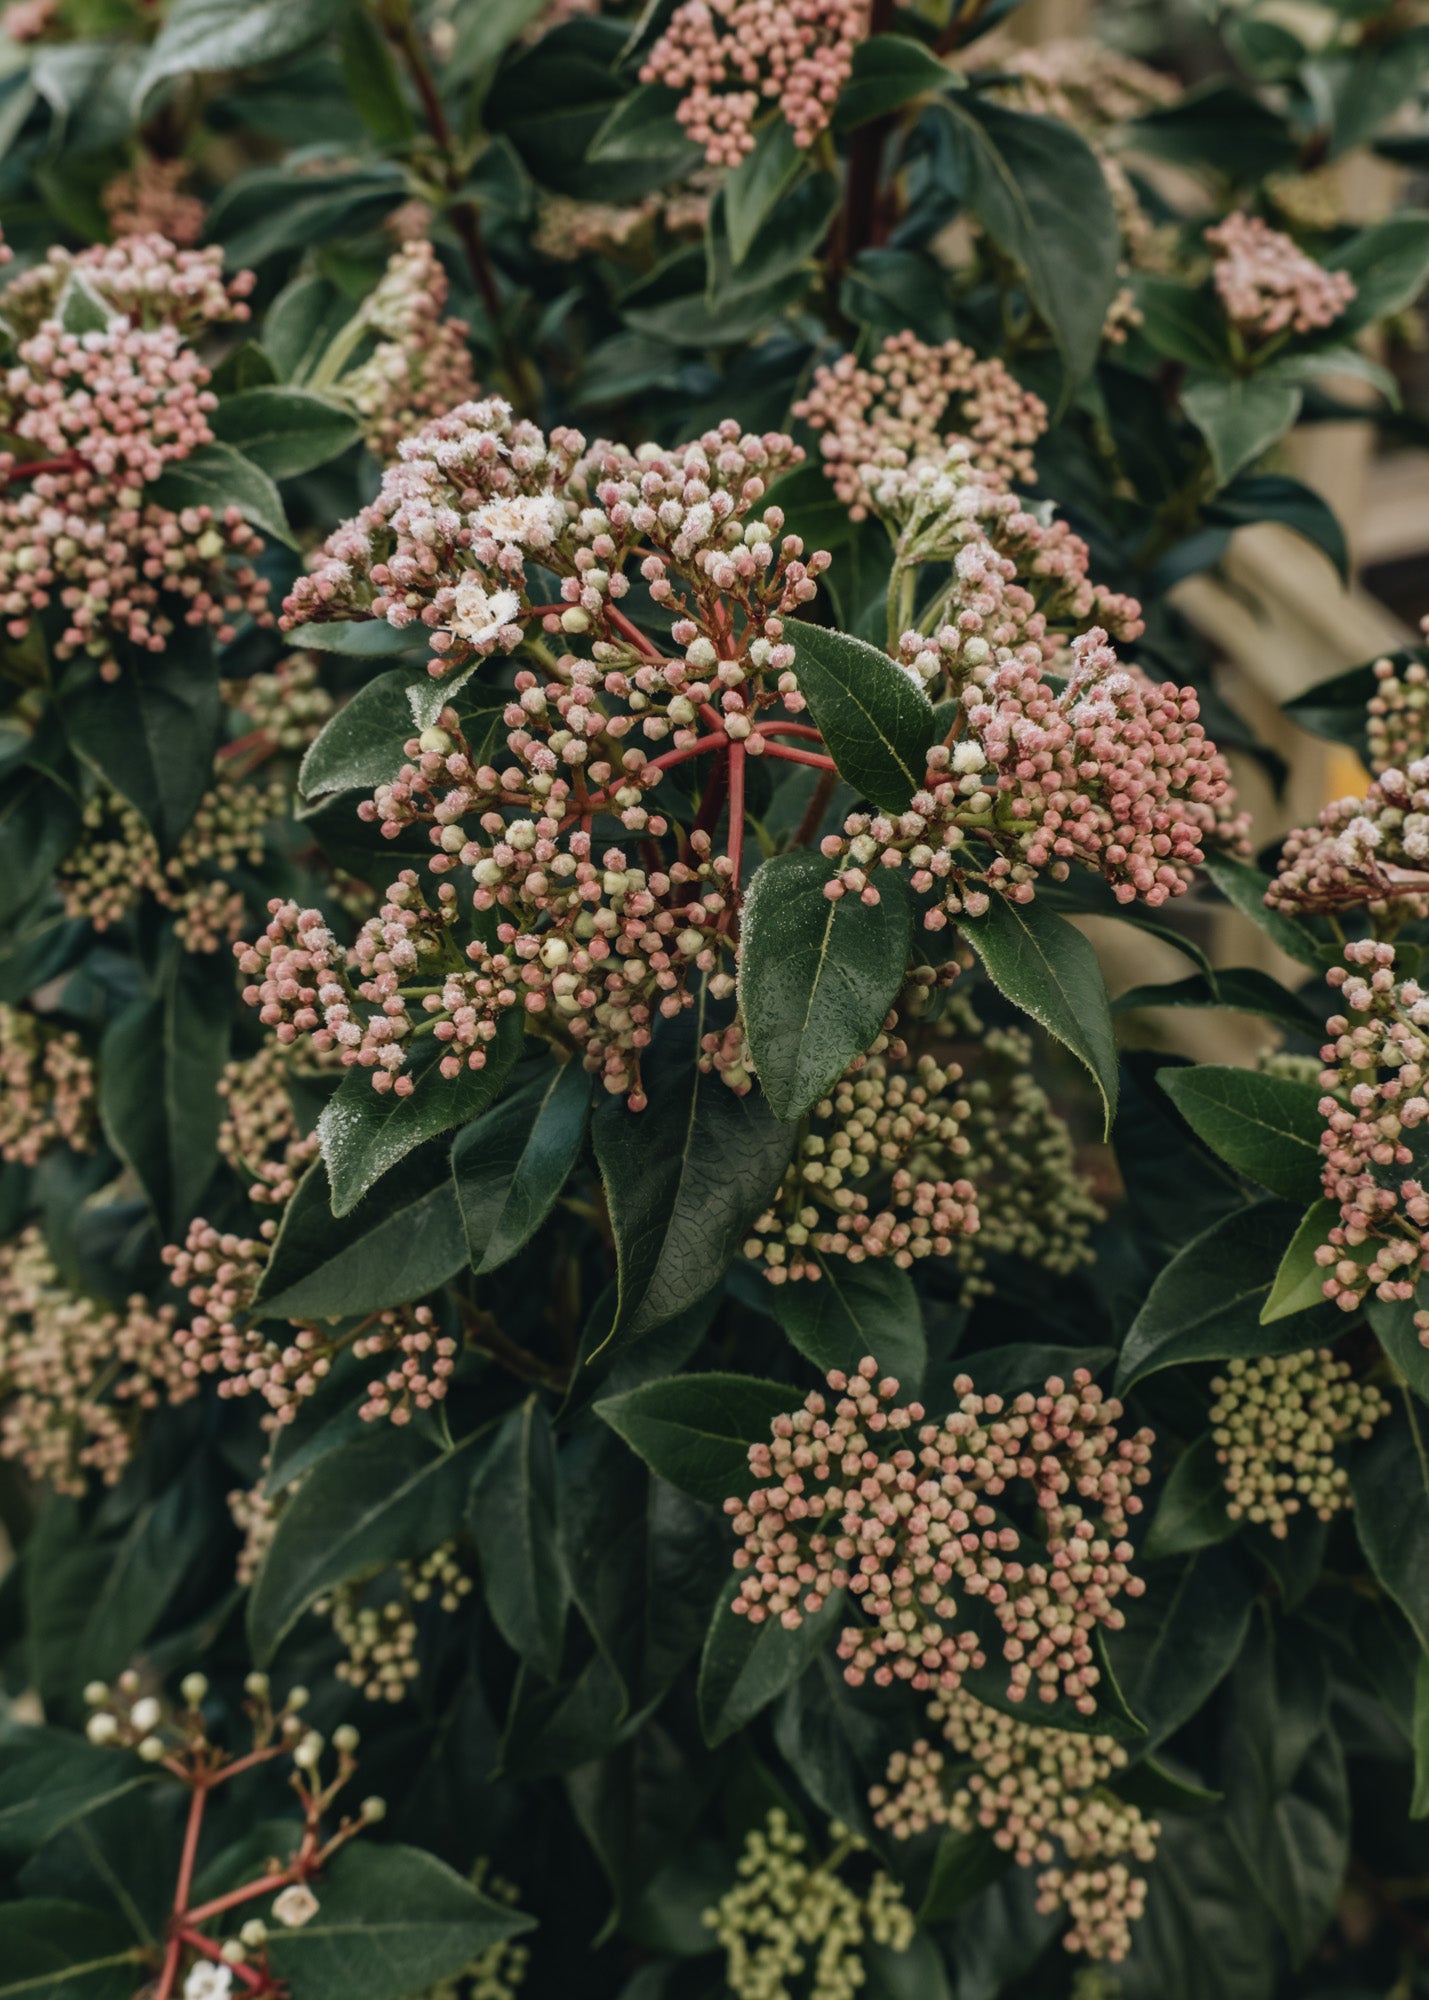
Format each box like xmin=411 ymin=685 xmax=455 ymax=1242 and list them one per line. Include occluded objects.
xmin=272 ymin=1883 xmax=321 ymax=1929
xmin=448 ymin=576 xmax=521 ymax=646
xmin=183 ymin=1965 xmax=232 ymax=2000
xmin=468 ymin=493 xmax=563 ymax=549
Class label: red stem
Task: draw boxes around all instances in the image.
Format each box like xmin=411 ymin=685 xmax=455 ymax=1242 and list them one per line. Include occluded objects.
xmin=184 ymin=1869 xmax=296 ymax=1927
xmin=753 ymin=721 xmax=825 ymax=742
xmin=762 ymin=742 xmax=838 ymax=772
xmin=178 ymin=1928 xmax=267 ymax=1993
xmin=725 ymin=742 xmax=746 ymax=899
xmin=3 ymin=453 xmax=80 ymax=483
xmin=606 ymin=606 xmax=663 ymax=662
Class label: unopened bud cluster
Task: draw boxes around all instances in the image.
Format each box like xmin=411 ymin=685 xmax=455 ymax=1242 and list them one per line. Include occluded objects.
xmin=0 ymin=233 xmax=270 ymax=678
xmin=1314 ymin=939 xmax=1429 ymax=1316
xmin=870 ymin=1685 xmax=1156 ymax=1961
xmin=1209 ymin=1350 xmax=1387 ymax=1536
xmin=1366 ymin=620 xmax=1429 ymax=774
xmin=793 ymin=331 xmax=1049 ymax=517
xmin=0 ymin=1005 xmax=93 ymax=1165
xmin=0 ymin=1226 xmax=191 ymax=1492
xmin=726 ymin=1357 xmax=1152 ymax=1714
xmin=1267 ymin=758 xmax=1429 ymax=919
xmin=1206 ymin=211 xmax=1356 ymax=341
xmin=640 ymin=0 xmax=868 ymax=165
xmin=334 ymin=241 xmax=479 ymax=462
xmin=102 ymin=156 xmax=205 ymax=246
xmin=703 ymin=1810 xmax=913 ymax=2000
xmin=318 ymin=1543 xmax=473 ymax=1703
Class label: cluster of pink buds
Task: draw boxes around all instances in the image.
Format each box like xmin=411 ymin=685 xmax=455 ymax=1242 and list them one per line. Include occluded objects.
xmin=870 ymin=1685 xmax=1156 ymax=1961
xmin=1366 ymin=619 xmax=1429 ymax=775
xmin=823 ymin=626 xmax=1243 ymax=920
xmin=1314 ymin=940 xmax=1429 ymax=1323
xmin=165 ymin=1212 xmax=460 ymax=1429
xmin=334 ymin=240 xmax=479 ymax=462
xmin=0 ymin=1226 xmax=192 ymax=1493
xmin=0 ymin=234 xmax=270 ymax=678
xmin=794 ymin=332 xmax=1049 ymax=517
xmin=217 ymin=1045 xmax=324 ymax=1207
xmin=1267 ymin=759 xmax=1429 ymax=919
xmin=726 ymin=1356 xmax=1153 ymax=1714
xmin=102 ymin=157 xmax=205 ymax=247
xmin=0 ymin=1004 xmax=94 ymax=1165
xmin=1206 ymin=211 xmax=1356 ymax=341
xmin=639 ymin=0 xmax=868 ymax=165
xmin=0 ymin=0 xmax=57 ymax=40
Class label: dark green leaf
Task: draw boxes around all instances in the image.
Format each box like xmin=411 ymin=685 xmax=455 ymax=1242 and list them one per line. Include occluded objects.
xmin=769 ymin=1258 xmax=927 ymax=1396
xmin=834 ymin=34 xmax=952 ymax=129
xmin=317 ymin=1010 xmax=524 ymax=1217
xmin=935 ymin=96 xmax=1118 ymax=386
xmin=1133 ymin=276 xmax=1234 ymax=372
xmin=338 ymin=2 xmax=414 ymax=147
xmin=1204 ymin=474 xmax=1349 ymax=584
xmin=298 ymin=668 xmax=427 ymax=799
xmin=248 ymin=1426 xmax=486 ymax=1661
xmin=960 ymin=895 xmax=1119 ymax=1132
xmin=1113 ymin=967 xmax=1323 ymax=1038
xmin=452 ymin=1060 xmax=591 ymax=1275
xmin=135 ymin=0 xmax=341 ymax=106
xmin=1351 ymin=1390 xmax=1429 ymax=1652
xmin=254 ymin=1150 xmax=467 ymax=1320
xmin=148 ymin=441 xmax=294 ymax=548
xmin=210 ymin=387 xmax=359 ymax=480
xmin=919 ymin=1830 xmax=1012 ymax=1921
xmin=740 ymin=850 xmax=912 ymax=1121
xmin=0 ymin=1730 xmax=147 ymax=1860
xmin=587 ymin=82 xmax=698 ymax=167
xmin=787 ymin=621 xmax=934 ymax=813
xmin=724 ymin=117 xmax=803 ymax=266
xmin=264 ymin=1841 xmax=533 ymax=2000
xmin=1261 ymin=1200 xmax=1336 ymax=1325
xmin=285 ymin=619 xmax=432 ymax=660
xmin=1144 ymin=1433 xmax=1236 ymax=1560
xmin=697 ymin=1575 xmax=844 ymax=1747
xmin=1183 ymin=376 xmax=1303 ymax=489
xmin=591 ymin=998 xmax=797 ymax=1351
xmin=1118 ymin=1200 xmax=1341 ymax=1391
xmin=1200 ymin=852 xmax=1325 ymax=971
xmin=595 ymin=1372 xmax=789 ymax=1508
xmin=1110 ymin=1546 xmax=1258 ymax=1751
xmin=1328 ymin=211 xmax=1429 ymax=332
xmin=469 ymin=1398 xmax=569 ymax=1681
xmin=61 ymin=640 xmax=221 ymax=852
xmin=0 ymin=1901 xmax=139 ymax=2000
xmin=1158 ymin=1065 xmax=1323 ymax=1202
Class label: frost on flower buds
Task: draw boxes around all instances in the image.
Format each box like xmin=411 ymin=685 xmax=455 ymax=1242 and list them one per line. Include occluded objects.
xmin=1206 ymin=211 xmax=1356 ymax=342
xmin=794 ymin=331 xmax=1050 ymax=516
xmin=725 ymin=1357 xmax=1152 ymax=1715
xmin=1267 ymin=761 xmax=1429 ymax=919
xmin=703 ymin=1810 xmax=913 ymax=2000
xmin=640 ymin=0 xmax=869 ymax=166
xmin=1314 ymin=939 xmax=1429 ymax=1320
xmin=0 ymin=233 xmax=270 ymax=679
xmin=1209 ymin=1351 xmax=1387 ymax=1538
xmin=332 ymin=240 xmax=480 ymax=462
xmin=870 ymin=1686 xmax=1157 ymax=1962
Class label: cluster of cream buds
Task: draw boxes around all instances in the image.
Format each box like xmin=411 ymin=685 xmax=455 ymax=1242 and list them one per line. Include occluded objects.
xmin=56 ymin=791 xmax=164 ymax=929
xmin=0 ymin=1004 xmax=94 ymax=1164
xmin=793 ymin=332 xmax=1049 ymax=517
xmin=1209 ymin=1350 xmax=1388 ymax=1536
xmin=952 ymin=1021 xmax=1101 ymax=1294
xmin=640 ymin=0 xmax=868 ymax=165
xmin=336 ymin=240 xmax=479 ymax=462
xmin=217 ymin=1043 xmax=321 ymax=1206
xmin=533 ymin=176 xmax=713 ymax=261
xmin=102 ymin=157 xmax=205 ymax=246
xmin=1315 ymin=939 xmax=1429 ymax=1312
xmin=1366 ymin=620 xmax=1429 ymax=774
xmin=826 ymin=625 xmax=1239 ymax=920
xmin=871 ymin=1686 xmax=1155 ymax=1960
xmin=318 ymin=1544 xmax=473 ymax=1703
xmin=0 ymin=237 xmax=268 ymax=677
xmin=1267 ymin=759 xmax=1429 ymax=918
xmin=280 ymin=398 xmax=579 ymax=668
xmin=0 ymin=1226 xmax=192 ymax=1493
xmin=228 ymin=654 xmax=335 ymax=753
xmin=744 ymin=1022 xmax=980 ymax=1281
xmin=1206 ymin=211 xmax=1356 ymax=341
xmin=703 ymin=1810 xmax=913 ymax=2000
xmin=727 ymin=1357 xmax=1152 ymax=1714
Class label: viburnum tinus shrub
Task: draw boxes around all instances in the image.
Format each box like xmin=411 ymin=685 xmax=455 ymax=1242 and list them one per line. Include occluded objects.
xmin=0 ymin=1 xmax=1428 ymax=1996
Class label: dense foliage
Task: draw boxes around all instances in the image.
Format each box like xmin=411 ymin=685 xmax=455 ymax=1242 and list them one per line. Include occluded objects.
xmin=1 ymin=2 xmax=1428 ymax=1997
